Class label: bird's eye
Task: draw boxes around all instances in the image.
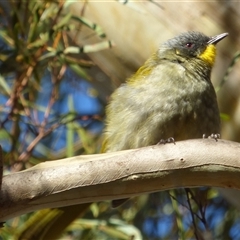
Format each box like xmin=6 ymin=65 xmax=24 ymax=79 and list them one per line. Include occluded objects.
xmin=185 ymin=43 xmax=193 ymax=48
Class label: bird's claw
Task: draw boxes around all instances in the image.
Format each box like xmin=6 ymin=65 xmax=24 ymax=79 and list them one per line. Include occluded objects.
xmin=203 ymin=133 xmax=220 ymax=141
xmin=157 ymin=137 xmax=175 ymax=145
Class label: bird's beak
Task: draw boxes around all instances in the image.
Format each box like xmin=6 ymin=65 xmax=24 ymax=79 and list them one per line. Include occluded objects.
xmin=207 ymin=32 xmax=228 ymax=45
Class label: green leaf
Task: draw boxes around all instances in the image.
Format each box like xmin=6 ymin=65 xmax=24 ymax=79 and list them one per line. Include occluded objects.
xmin=68 ymin=63 xmax=91 ymax=81
xmin=71 ymin=16 xmax=107 ymax=38
xmin=220 ymin=113 xmax=230 ymax=121
xmin=63 ymin=46 xmax=81 ymax=54
xmin=15 ymin=209 xmax=62 ymax=239
xmin=0 ymin=75 xmax=11 ymax=96
xmin=80 ymin=40 xmax=115 ymax=53
xmin=27 ymin=32 xmax=49 ymax=49
xmin=65 ymin=218 xmax=142 ymax=240
xmin=53 ymin=13 xmax=72 ymax=31
xmin=38 ymin=49 xmax=57 ymax=61
xmin=66 ymin=95 xmax=75 ymax=157
xmin=0 ymin=30 xmax=14 ymax=47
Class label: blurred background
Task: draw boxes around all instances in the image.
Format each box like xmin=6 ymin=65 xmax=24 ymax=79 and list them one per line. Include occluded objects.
xmin=0 ymin=1 xmax=239 ymax=239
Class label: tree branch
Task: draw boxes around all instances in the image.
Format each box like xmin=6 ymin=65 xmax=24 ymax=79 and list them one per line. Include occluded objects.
xmin=0 ymin=139 xmax=240 ymax=221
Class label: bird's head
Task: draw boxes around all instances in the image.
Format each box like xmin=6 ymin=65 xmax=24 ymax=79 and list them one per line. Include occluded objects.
xmin=158 ymin=31 xmax=228 ymax=67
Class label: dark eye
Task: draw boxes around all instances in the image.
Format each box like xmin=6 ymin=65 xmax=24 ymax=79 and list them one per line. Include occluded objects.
xmin=185 ymin=43 xmax=193 ymax=48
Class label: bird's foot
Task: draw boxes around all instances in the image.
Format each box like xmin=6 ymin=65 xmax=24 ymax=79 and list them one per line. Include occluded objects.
xmin=202 ymin=133 xmax=220 ymax=141
xmin=157 ymin=137 xmax=175 ymax=145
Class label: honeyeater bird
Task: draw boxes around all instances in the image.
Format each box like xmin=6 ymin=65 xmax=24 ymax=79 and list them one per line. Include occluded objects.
xmin=102 ymin=31 xmax=228 ymax=207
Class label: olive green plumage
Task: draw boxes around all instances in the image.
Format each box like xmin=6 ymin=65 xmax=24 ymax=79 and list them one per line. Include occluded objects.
xmin=103 ymin=31 xmax=227 ymax=153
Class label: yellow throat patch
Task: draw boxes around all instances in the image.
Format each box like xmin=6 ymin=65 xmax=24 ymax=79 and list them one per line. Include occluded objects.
xmin=199 ymin=44 xmax=216 ymax=67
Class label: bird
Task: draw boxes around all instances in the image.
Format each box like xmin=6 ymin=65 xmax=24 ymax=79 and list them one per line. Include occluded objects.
xmin=102 ymin=31 xmax=228 ymax=207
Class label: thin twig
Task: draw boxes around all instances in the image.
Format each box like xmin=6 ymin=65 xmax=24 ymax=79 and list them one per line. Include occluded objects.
xmin=216 ymin=51 xmax=240 ymax=92
xmin=185 ymin=188 xmax=200 ymax=240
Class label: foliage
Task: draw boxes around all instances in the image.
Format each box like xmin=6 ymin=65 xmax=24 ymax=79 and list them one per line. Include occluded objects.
xmin=0 ymin=0 xmax=108 ymax=167
xmin=0 ymin=1 xmax=239 ymax=240
xmin=0 ymin=1 xmax=107 ymax=238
